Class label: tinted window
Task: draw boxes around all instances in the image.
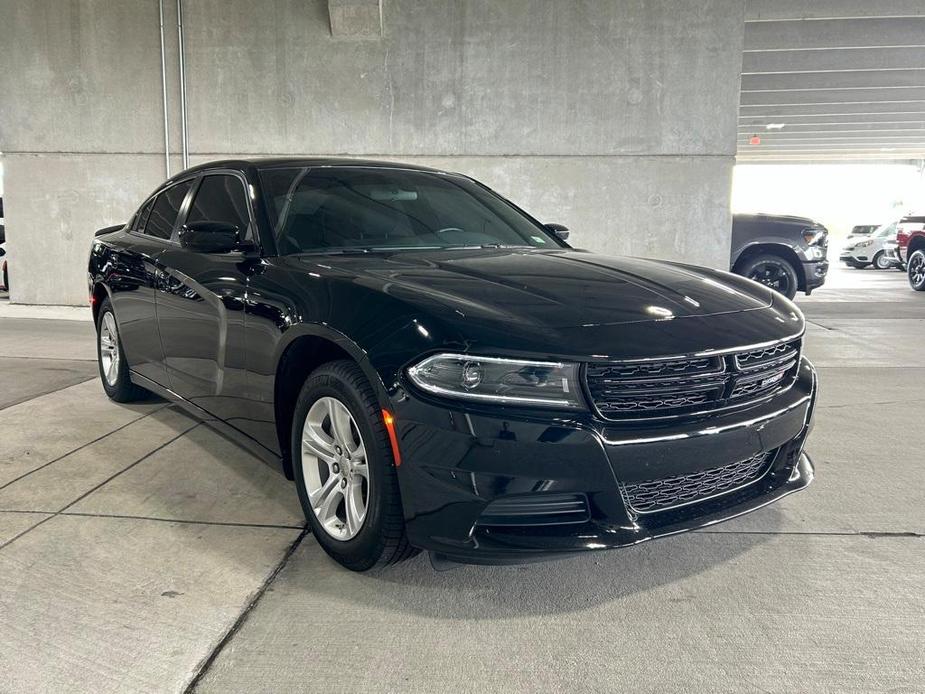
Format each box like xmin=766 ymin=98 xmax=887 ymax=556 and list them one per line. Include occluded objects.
xmin=186 ymin=175 xmax=250 ymax=236
xmin=134 ymin=198 xmax=155 ymax=231
xmin=258 ymin=167 xmax=557 ymax=255
xmin=145 ymin=180 xmax=193 ymax=239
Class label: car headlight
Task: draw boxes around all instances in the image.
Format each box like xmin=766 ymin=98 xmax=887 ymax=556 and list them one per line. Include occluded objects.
xmin=802 ymin=229 xmax=827 ymax=246
xmin=407 ymin=353 xmax=585 ymax=408
xmin=809 ymin=246 xmax=825 ymax=259
xmin=855 ymin=239 xmax=872 ymax=248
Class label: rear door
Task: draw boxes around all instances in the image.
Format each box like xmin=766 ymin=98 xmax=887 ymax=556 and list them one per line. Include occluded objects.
xmin=155 ymin=172 xmax=254 ymax=420
xmin=112 ymin=180 xmax=194 ymax=386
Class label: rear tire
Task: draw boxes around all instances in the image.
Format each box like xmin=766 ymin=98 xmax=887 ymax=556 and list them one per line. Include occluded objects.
xmin=96 ymin=298 xmax=150 ymax=402
xmin=740 ymin=254 xmax=799 ymax=299
xmin=291 ymin=359 xmax=417 ymax=571
xmin=908 ymin=250 xmax=925 ymax=291
xmin=873 ymin=251 xmax=891 ymax=270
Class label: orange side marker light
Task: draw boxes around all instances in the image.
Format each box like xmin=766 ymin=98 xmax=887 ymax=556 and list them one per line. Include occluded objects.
xmin=382 ymin=410 xmax=402 ymax=467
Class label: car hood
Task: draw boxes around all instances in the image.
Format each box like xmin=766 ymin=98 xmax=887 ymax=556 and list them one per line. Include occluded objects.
xmin=295 ymin=248 xmax=772 ymax=329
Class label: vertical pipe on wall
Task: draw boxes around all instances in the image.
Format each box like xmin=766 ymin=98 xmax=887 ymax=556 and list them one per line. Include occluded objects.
xmin=177 ymin=0 xmax=190 ymax=171
xmin=158 ymin=0 xmax=171 ymax=178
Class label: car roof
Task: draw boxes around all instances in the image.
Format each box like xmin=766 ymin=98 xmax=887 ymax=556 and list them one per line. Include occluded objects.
xmin=168 ymin=157 xmax=452 ymax=182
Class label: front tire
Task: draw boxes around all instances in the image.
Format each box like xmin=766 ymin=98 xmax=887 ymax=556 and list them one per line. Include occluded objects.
xmin=741 ymin=254 xmax=799 ymax=299
xmin=291 ymin=360 xmax=417 ymax=571
xmin=908 ymin=250 xmax=925 ymax=291
xmin=96 ymin=298 xmax=149 ymax=402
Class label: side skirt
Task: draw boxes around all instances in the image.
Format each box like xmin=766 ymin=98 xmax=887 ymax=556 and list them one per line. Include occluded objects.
xmin=130 ymin=371 xmax=288 ymax=477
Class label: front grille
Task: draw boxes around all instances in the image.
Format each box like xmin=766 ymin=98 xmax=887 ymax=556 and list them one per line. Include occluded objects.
xmin=735 ymin=341 xmax=798 ymax=370
xmin=593 ymin=356 xmax=720 ymax=380
xmin=477 ymin=493 xmax=590 ymax=527
xmin=621 ymin=450 xmax=775 ymax=514
xmin=586 ymin=338 xmax=800 ymax=420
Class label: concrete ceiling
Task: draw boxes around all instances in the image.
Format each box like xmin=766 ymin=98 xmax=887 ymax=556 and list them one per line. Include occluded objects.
xmin=738 ymin=0 xmax=925 ymax=162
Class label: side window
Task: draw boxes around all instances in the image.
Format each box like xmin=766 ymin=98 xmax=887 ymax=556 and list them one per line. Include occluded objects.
xmin=145 ymin=180 xmax=193 ymax=240
xmin=133 ymin=198 xmax=155 ymax=231
xmin=186 ymin=175 xmax=250 ymax=238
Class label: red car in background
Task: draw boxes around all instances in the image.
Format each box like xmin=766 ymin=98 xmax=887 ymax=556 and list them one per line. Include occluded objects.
xmin=891 ymin=215 xmax=925 ymax=291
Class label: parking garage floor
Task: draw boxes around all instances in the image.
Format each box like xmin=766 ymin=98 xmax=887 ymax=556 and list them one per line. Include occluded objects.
xmin=0 ymin=266 xmax=922 ymax=693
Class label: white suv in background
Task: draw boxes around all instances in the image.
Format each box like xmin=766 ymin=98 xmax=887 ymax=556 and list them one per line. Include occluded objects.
xmin=840 ymin=221 xmax=900 ymax=270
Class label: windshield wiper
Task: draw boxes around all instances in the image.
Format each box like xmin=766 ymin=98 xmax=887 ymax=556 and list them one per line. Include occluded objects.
xmin=441 ymin=243 xmax=532 ymax=250
xmin=299 ymin=243 xmax=534 ymax=256
xmin=306 ymin=248 xmax=373 ymax=255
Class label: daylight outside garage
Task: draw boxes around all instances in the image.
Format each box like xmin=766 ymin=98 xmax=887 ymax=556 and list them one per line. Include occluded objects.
xmin=0 ymin=1 xmax=923 ymax=692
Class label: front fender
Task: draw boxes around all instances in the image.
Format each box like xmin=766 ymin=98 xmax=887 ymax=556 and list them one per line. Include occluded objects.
xmin=273 ymin=322 xmax=394 ymax=409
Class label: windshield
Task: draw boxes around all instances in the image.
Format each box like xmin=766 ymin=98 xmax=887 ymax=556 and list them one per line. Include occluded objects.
xmin=874 ymin=222 xmax=897 ymax=238
xmin=258 ymin=166 xmax=560 ymax=255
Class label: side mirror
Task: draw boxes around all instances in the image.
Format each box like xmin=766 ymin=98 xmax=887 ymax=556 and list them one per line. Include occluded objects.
xmin=0 ymin=247 xmax=5 ymax=258
xmin=545 ymin=223 xmax=570 ymax=242
xmin=179 ymin=221 xmax=246 ymax=254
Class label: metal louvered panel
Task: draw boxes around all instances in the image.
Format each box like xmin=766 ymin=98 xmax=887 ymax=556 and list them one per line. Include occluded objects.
xmin=621 ymin=450 xmax=775 ymax=514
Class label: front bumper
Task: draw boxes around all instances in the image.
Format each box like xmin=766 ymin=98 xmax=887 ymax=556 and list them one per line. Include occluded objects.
xmin=839 ymin=250 xmax=865 ymax=264
xmin=392 ymin=358 xmax=817 ymax=564
xmin=801 ymin=259 xmax=828 ymax=292
xmin=839 ymin=245 xmax=877 ymax=265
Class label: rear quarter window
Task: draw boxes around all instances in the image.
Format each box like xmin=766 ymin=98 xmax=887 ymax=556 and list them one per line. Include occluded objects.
xmin=133 ymin=198 xmax=155 ymax=232
xmin=144 ymin=180 xmax=193 ymax=240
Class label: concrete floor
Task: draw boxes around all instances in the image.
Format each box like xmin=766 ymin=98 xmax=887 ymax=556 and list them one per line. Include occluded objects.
xmin=0 ymin=265 xmax=922 ymax=693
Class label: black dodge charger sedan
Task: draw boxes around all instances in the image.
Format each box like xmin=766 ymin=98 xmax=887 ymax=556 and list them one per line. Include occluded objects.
xmin=88 ymin=159 xmax=816 ymax=570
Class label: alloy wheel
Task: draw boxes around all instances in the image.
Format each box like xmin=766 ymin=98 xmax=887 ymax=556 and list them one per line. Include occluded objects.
xmin=99 ymin=312 xmax=121 ymax=386
xmin=910 ymin=252 xmax=925 ymax=289
xmin=300 ymin=396 xmax=370 ymax=541
xmin=748 ymin=262 xmax=791 ymax=296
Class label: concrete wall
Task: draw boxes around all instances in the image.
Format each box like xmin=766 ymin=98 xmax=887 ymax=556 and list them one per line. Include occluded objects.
xmin=1 ymin=0 xmax=746 ymax=305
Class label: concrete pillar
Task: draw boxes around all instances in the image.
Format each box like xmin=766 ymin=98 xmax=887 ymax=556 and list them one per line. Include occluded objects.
xmin=328 ymin=0 xmax=382 ymax=39
xmin=0 ymin=0 xmax=185 ymax=305
xmin=1 ymin=0 xmax=746 ymax=305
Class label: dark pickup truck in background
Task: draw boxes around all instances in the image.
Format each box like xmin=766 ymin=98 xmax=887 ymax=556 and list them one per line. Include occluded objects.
xmin=730 ymin=213 xmax=829 ymax=299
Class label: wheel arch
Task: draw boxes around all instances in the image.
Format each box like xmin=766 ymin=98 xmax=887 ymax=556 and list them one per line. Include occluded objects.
xmin=733 ymin=243 xmax=806 ymax=291
xmin=90 ymin=281 xmax=112 ymax=325
xmin=908 ymin=234 xmax=925 ymax=257
xmin=273 ymin=325 xmax=392 ymax=480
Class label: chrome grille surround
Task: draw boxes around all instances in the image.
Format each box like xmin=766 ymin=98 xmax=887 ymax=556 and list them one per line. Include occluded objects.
xmin=621 ymin=450 xmax=776 ymax=514
xmin=585 ymin=338 xmax=801 ymax=420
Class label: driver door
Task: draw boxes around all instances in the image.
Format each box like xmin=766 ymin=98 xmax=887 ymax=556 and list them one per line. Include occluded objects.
xmin=155 ymin=173 xmax=255 ymax=421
